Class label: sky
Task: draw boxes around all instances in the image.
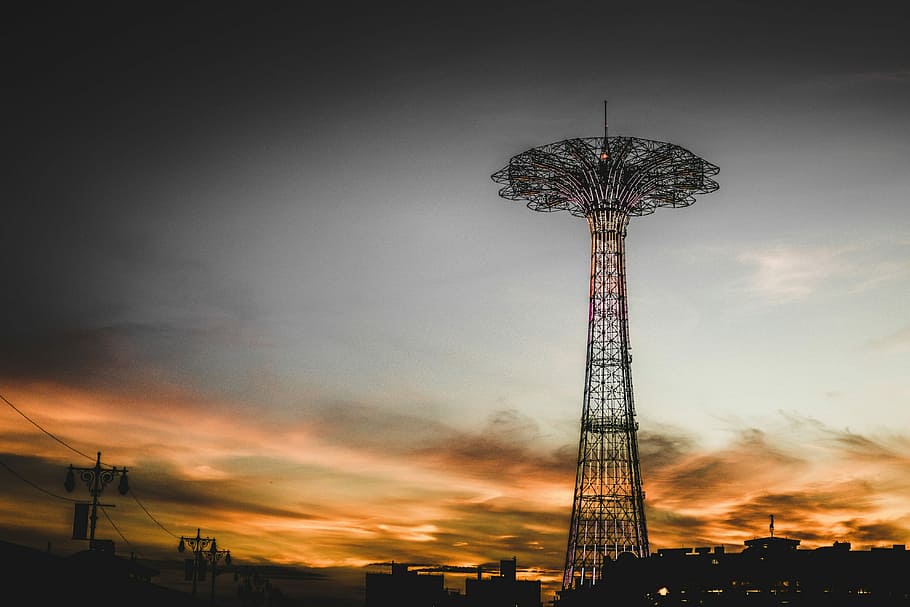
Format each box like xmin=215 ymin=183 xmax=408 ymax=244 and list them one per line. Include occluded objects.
xmin=2 ymin=1 xmax=909 ymax=604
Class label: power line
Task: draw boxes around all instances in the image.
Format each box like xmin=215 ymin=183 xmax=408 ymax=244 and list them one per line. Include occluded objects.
xmin=100 ymin=505 xmax=132 ymax=549
xmin=0 ymin=391 xmax=95 ymax=463
xmin=1 ymin=453 xmax=139 ymax=551
xmin=0 ymin=390 xmax=180 ymax=546
xmin=0 ymin=458 xmax=78 ymax=502
xmin=129 ymin=485 xmax=179 ymax=539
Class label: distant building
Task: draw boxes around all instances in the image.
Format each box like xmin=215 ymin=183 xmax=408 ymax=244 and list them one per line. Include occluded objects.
xmin=556 ymin=535 xmax=910 ymax=606
xmin=465 ymin=557 xmax=541 ymax=607
xmin=365 ymin=562 xmax=453 ymax=607
xmin=365 ymin=558 xmax=542 ymax=607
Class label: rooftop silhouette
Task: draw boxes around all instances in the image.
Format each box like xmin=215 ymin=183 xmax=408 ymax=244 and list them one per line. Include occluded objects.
xmin=556 ymin=534 xmax=910 ymax=606
xmin=0 ymin=539 xmax=201 ymax=607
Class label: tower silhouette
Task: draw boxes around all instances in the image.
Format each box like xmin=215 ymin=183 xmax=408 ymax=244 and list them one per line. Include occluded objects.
xmin=492 ymin=105 xmax=719 ymax=589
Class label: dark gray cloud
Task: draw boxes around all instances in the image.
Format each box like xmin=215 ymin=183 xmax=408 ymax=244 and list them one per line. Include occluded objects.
xmin=4 ymin=0 xmax=907 ymax=397
xmin=299 ymin=401 xmax=576 ymax=482
xmin=0 ymin=326 xmax=141 ymax=387
xmin=643 ymin=427 xmax=806 ymax=505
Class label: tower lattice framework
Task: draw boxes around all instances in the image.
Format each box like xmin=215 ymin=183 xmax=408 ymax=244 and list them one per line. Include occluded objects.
xmin=492 ymin=132 xmax=719 ymax=589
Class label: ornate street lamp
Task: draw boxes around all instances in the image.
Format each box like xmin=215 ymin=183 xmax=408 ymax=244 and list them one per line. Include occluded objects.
xmin=179 ymin=528 xmax=230 ymax=603
xmin=64 ymin=451 xmax=129 ymax=549
xmin=204 ymin=539 xmax=231 ymax=605
xmin=179 ymin=528 xmax=214 ymax=596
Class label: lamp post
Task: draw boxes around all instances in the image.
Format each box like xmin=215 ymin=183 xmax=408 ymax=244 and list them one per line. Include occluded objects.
xmin=64 ymin=451 xmax=129 ymax=549
xmin=179 ymin=528 xmax=213 ymax=596
xmin=203 ymin=539 xmax=231 ymax=605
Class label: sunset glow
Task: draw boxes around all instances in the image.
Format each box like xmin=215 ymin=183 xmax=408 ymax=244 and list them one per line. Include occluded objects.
xmin=3 ymin=2 xmax=909 ymax=605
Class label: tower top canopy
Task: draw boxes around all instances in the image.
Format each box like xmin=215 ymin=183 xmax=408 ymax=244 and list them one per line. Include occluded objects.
xmin=492 ymin=136 xmax=719 ymax=217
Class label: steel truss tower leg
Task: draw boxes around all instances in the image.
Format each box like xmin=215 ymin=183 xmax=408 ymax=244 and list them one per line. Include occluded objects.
xmin=563 ymin=208 xmax=649 ymax=589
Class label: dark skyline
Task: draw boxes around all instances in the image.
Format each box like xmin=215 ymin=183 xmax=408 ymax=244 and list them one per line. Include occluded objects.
xmin=2 ymin=2 xmax=909 ymax=604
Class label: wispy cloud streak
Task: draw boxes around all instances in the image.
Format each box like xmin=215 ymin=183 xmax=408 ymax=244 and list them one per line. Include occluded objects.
xmin=3 ymin=382 xmax=909 ymax=585
xmin=733 ymin=238 xmax=909 ymax=304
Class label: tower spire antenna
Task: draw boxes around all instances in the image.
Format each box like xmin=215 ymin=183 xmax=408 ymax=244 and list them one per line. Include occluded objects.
xmin=599 ymin=100 xmax=610 ymax=161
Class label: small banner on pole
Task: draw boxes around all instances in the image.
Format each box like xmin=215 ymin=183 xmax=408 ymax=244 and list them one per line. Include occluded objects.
xmin=72 ymin=503 xmax=89 ymax=540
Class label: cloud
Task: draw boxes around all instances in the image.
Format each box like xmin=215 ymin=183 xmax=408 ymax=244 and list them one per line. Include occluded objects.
xmin=807 ymin=69 xmax=910 ymax=88
xmin=733 ymin=238 xmax=910 ymax=304
xmin=734 ymin=245 xmax=846 ymax=303
xmin=3 ymin=383 xmax=910 ymax=596
xmin=867 ymin=326 xmax=910 ymax=353
xmin=0 ymin=387 xmax=577 ymax=571
xmin=296 ymin=402 xmax=575 ymax=488
xmin=641 ymin=416 xmax=910 ymax=550
xmin=0 ymin=327 xmax=134 ymax=387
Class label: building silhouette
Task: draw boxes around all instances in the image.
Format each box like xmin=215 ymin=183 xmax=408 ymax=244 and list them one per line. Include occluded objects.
xmin=366 ymin=562 xmax=452 ymax=607
xmin=465 ymin=558 xmax=541 ymax=607
xmin=555 ymin=535 xmax=910 ymax=606
xmin=0 ymin=539 xmax=199 ymax=607
xmin=365 ymin=558 xmax=542 ymax=607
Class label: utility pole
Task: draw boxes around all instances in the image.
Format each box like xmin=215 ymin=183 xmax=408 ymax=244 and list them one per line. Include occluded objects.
xmin=64 ymin=451 xmax=129 ymax=549
xmin=180 ymin=528 xmax=229 ymax=602
xmin=179 ymin=528 xmax=213 ymax=596
xmin=204 ymin=539 xmax=231 ymax=605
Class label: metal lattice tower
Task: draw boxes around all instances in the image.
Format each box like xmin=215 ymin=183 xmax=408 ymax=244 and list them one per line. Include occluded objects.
xmin=491 ymin=106 xmax=719 ymax=589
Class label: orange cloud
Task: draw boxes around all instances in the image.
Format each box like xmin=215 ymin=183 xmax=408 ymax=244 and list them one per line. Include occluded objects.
xmin=2 ymin=382 xmax=909 ymax=604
